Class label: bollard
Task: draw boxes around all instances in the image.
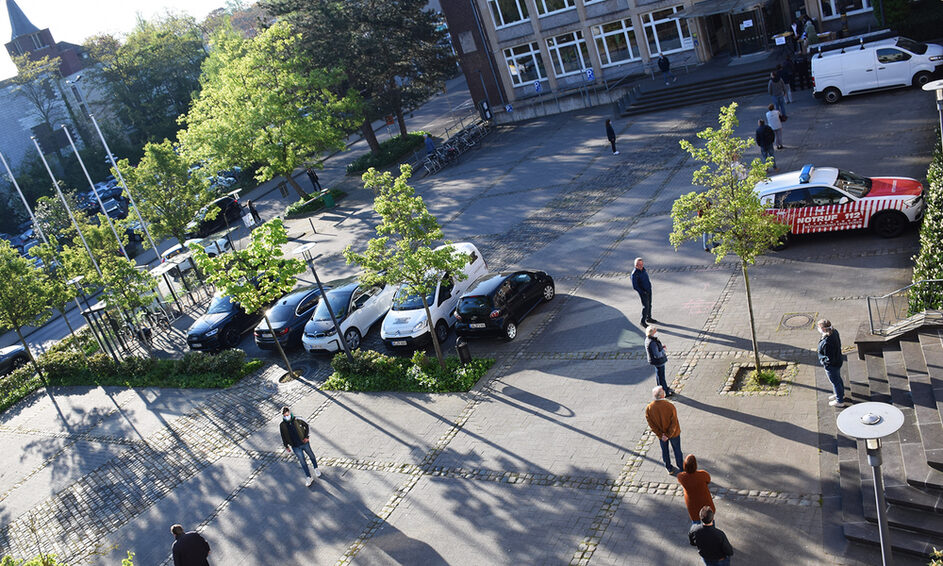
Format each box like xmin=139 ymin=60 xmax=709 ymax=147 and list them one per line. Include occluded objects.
xmin=456 ymin=337 xmax=472 ymax=365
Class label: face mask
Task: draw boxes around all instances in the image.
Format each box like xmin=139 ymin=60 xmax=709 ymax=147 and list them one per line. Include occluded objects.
xmin=283 ymin=415 xmax=291 ymax=421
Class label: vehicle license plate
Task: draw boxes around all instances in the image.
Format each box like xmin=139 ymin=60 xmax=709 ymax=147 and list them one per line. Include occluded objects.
xmin=392 ymin=340 xmax=407 ymax=346
xmin=191 ymin=342 xmax=202 ymax=348
xmin=470 ymin=323 xmax=486 ymax=329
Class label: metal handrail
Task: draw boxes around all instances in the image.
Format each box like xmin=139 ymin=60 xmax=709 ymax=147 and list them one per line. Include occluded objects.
xmin=867 ymin=279 xmax=943 ymax=335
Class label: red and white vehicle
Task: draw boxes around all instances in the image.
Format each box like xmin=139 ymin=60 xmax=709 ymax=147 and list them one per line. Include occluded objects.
xmin=755 ymin=164 xmax=924 ymax=242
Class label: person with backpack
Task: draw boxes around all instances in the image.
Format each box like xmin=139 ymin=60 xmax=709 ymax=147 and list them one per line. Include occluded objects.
xmin=645 ymin=325 xmax=673 ymax=396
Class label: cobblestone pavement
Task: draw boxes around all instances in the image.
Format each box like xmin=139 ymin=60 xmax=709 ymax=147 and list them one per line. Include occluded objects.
xmin=0 ymin=85 xmax=938 ymax=565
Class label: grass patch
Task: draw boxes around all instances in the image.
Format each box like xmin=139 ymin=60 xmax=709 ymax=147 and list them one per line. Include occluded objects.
xmin=345 ymin=132 xmax=427 ymax=175
xmin=284 ymin=188 xmax=347 ymax=218
xmin=724 ymin=362 xmax=794 ymax=395
xmin=741 ymin=368 xmax=781 ymax=390
xmin=323 ymin=349 xmax=494 ymax=392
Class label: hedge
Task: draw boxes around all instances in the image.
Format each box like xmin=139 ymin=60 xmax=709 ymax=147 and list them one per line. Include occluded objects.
xmin=346 ymin=132 xmax=427 ymax=175
xmin=323 ymin=349 xmax=494 ymax=392
xmin=284 ymin=189 xmax=347 ymax=218
xmin=909 ymin=146 xmax=943 ymax=313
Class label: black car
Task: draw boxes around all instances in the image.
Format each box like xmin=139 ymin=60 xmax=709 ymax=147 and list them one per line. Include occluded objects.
xmin=454 ymin=270 xmax=555 ymax=341
xmin=187 ymin=293 xmax=261 ymax=351
xmin=186 ymin=195 xmax=243 ymax=238
xmin=253 ymin=285 xmax=327 ymax=351
xmin=0 ymin=344 xmax=29 ymax=375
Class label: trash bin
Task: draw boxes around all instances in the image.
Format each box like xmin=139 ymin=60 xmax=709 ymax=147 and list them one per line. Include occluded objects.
xmin=320 ymin=190 xmax=334 ymax=208
xmin=456 ymin=337 xmax=471 ymax=365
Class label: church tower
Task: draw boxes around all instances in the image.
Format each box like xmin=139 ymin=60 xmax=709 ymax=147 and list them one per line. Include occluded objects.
xmin=4 ymin=0 xmax=85 ymax=76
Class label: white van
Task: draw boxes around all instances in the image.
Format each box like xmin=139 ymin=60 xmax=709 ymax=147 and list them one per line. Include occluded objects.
xmin=812 ymin=36 xmax=943 ymax=103
xmin=380 ymin=242 xmax=488 ymax=349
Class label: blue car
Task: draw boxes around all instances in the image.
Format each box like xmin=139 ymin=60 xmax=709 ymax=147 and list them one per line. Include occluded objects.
xmin=253 ymin=286 xmax=328 ymax=351
xmin=187 ymin=293 xmax=260 ymax=351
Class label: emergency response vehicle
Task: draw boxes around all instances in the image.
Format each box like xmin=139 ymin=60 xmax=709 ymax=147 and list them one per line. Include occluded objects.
xmin=755 ymin=164 xmax=924 ymax=246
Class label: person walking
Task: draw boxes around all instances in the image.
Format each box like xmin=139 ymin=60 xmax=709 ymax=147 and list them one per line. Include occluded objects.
xmin=755 ymin=120 xmax=777 ymax=172
xmin=767 ymin=72 xmax=788 ymax=120
xmin=766 ymin=104 xmax=784 ymax=149
xmin=631 ymin=257 xmax=656 ymax=327
xmin=171 ymin=524 xmax=211 ymax=566
xmin=305 ymin=167 xmax=323 ymax=192
xmin=645 ymin=325 xmax=673 ymax=396
xmin=645 ymin=386 xmax=684 ymax=474
xmin=280 ymin=406 xmax=322 ymax=486
xmin=657 ymin=53 xmax=676 ymax=85
xmin=605 ymin=119 xmax=619 ymax=155
xmin=817 ymin=319 xmax=846 ymax=407
xmin=677 ymin=454 xmax=715 ymax=524
xmin=246 ymin=200 xmax=262 ymax=225
xmin=689 ymin=507 xmax=734 ymax=566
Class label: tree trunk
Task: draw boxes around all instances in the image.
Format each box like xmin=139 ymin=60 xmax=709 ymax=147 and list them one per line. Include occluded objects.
xmin=285 ymin=175 xmax=312 ymax=199
xmin=14 ymin=327 xmax=43 ymax=382
xmin=395 ymin=100 xmax=408 ymax=138
xmin=361 ymin=119 xmax=381 ymax=154
xmin=421 ymin=294 xmax=447 ymax=372
xmin=58 ymin=307 xmax=89 ymax=364
xmin=741 ymin=261 xmax=763 ymax=374
xmin=263 ymin=313 xmax=295 ymax=377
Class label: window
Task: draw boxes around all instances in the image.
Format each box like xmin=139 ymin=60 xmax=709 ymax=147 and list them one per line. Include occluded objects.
xmin=818 ymin=0 xmax=871 ymax=19
xmin=546 ymin=31 xmax=591 ymax=78
xmin=488 ymin=0 xmax=529 ymax=28
xmin=641 ymin=6 xmax=692 ymax=56
xmin=593 ymin=18 xmax=641 ymax=66
xmin=876 ymin=48 xmax=911 ymax=64
xmin=29 ymin=33 xmax=47 ymax=49
xmin=535 ymin=0 xmax=575 ymax=16
xmin=504 ymin=42 xmax=547 ymax=86
xmin=807 ymin=187 xmax=847 ymax=206
xmin=775 ymin=189 xmax=811 ymax=209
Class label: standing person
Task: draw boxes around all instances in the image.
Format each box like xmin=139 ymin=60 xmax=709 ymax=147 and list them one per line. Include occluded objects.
xmin=645 ymin=325 xmax=673 ymax=396
xmin=755 ymin=120 xmax=777 ymax=172
xmin=781 ymin=57 xmax=795 ymax=103
xmin=817 ymin=319 xmax=846 ymax=407
xmin=170 ymin=524 xmax=211 ymax=566
xmin=657 ymin=53 xmax=676 ymax=85
xmin=631 ymin=257 xmax=657 ymax=327
xmin=766 ymin=104 xmax=784 ymax=149
xmin=305 ymin=167 xmax=323 ymax=192
xmin=677 ymin=454 xmax=715 ymax=524
xmin=689 ymin=507 xmax=734 ymax=566
xmin=280 ymin=406 xmax=322 ymax=486
xmin=804 ymin=17 xmax=819 ymax=47
xmin=605 ymin=119 xmax=619 ymax=155
xmin=645 ymin=386 xmax=684 ymax=474
xmin=767 ymin=72 xmax=788 ymax=120
xmin=246 ymin=200 xmax=262 ymax=225
xmin=424 ymin=133 xmax=436 ymax=156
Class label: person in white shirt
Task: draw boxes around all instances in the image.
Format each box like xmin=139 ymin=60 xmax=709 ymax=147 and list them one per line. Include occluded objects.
xmin=766 ymin=104 xmax=784 ymax=150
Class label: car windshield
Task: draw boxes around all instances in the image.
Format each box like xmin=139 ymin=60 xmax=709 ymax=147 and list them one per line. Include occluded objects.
xmin=267 ymin=302 xmax=297 ymax=323
xmin=392 ymin=285 xmax=435 ymax=311
xmin=896 ymin=37 xmax=927 ymax=55
xmin=834 ymin=169 xmax=872 ymax=198
xmin=207 ymin=295 xmax=235 ymax=314
xmin=313 ymin=289 xmax=351 ymax=320
xmin=458 ymin=296 xmax=492 ymax=315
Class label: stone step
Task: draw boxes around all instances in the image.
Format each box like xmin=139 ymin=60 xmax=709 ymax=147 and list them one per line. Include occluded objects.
xmin=619 ymin=70 xmax=771 ymax=116
xmin=920 ymin=330 xmax=943 ymax=432
xmin=847 ymin=352 xmax=871 ymax=403
xmin=864 ymin=502 xmax=943 ymax=538
xmin=885 ymin=484 xmax=943 ymax=514
xmin=843 ymin=521 xmax=943 ymax=557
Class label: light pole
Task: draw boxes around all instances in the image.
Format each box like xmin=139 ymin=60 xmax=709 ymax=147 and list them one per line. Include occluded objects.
xmin=923 ymin=79 xmax=943 ymax=155
xmin=0 ymin=151 xmax=49 ymax=245
xmin=836 ymin=402 xmax=905 ymax=566
xmin=68 ymin=275 xmax=109 ymax=359
xmin=291 ymin=242 xmax=353 ymax=362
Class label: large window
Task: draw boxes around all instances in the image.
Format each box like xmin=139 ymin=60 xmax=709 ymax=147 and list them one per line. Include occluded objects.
xmin=488 ymin=0 xmax=529 ymax=28
xmin=819 ymin=0 xmax=871 ymax=19
xmin=593 ymin=18 xmax=641 ymax=66
xmin=642 ymin=6 xmax=692 ymax=55
xmin=546 ymin=31 xmax=591 ymax=78
xmin=504 ymin=42 xmax=547 ymax=86
xmin=535 ymin=0 xmax=575 ymax=16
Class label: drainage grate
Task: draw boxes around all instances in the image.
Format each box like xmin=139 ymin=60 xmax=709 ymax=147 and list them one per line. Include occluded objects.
xmin=778 ymin=312 xmax=817 ymax=331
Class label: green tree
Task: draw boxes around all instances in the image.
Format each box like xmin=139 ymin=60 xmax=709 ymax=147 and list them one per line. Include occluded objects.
xmin=118 ymin=139 xmax=213 ymax=247
xmin=179 ymin=21 xmax=361 ymax=199
xmin=31 ymin=241 xmax=88 ymax=360
xmin=344 ymin=165 xmax=470 ymax=370
xmin=0 ymin=242 xmax=50 ymax=377
xmin=10 ymin=54 xmax=67 ymax=158
xmin=190 ymin=218 xmax=305 ymax=374
xmin=670 ymin=104 xmax=790 ymax=375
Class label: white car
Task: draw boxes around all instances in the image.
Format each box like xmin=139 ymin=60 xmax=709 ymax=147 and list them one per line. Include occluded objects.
xmin=160 ymin=237 xmax=232 ymax=276
xmin=380 ymin=242 xmax=488 ymax=349
xmin=302 ymin=278 xmax=396 ymax=353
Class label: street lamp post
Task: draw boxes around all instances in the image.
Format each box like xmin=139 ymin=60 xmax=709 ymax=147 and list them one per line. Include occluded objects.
xmin=922 ymin=79 xmax=943 ymax=155
xmin=836 ymin=402 xmax=905 ymax=566
xmin=291 ymin=243 xmax=353 ymax=362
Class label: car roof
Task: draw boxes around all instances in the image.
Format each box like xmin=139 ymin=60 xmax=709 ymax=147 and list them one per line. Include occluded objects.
xmin=754 ymin=166 xmax=840 ymax=196
xmin=464 ymin=271 xmax=532 ymax=296
xmin=276 ymin=285 xmax=321 ymax=305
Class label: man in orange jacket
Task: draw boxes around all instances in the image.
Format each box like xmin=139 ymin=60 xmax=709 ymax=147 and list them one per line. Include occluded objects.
xmin=645 ymin=386 xmax=684 ymax=474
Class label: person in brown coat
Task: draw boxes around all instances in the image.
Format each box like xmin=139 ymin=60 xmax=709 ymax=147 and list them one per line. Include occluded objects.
xmin=677 ymin=454 xmax=715 ymax=524
xmin=645 ymin=386 xmax=684 ymax=474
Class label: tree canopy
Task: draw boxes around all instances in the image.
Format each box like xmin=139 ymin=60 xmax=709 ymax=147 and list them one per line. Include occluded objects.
xmin=0 ymin=241 xmax=50 ymax=373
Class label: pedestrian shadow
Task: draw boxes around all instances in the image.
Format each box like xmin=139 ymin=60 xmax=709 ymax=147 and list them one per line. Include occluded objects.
xmin=673 ymin=395 xmax=819 ymax=449
xmin=499 ymin=384 xmax=574 ymax=417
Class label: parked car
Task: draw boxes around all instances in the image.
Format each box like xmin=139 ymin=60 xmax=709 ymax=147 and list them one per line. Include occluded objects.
xmin=161 ymin=237 xmax=231 ymax=278
xmin=454 ymin=270 xmax=555 ymax=341
xmin=253 ymin=285 xmax=329 ymax=350
xmin=101 ymin=198 xmax=128 ymax=219
xmin=186 ymin=195 xmax=243 ymax=238
xmin=302 ymin=277 xmax=396 ymax=353
xmin=755 ymin=164 xmax=924 ymax=245
xmin=0 ymin=344 xmax=29 ymax=375
xmin=186 ymin=293 xmax=260 ymax=351
xmin=381 ymin=242 xmax=488 ymax=349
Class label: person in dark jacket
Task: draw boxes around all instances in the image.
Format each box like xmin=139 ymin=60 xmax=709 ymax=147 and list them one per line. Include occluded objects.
xmin=171 ymin=524 xmax=210 ymax=566
xmin=755 ymin=120 xmax=777 ymax=172
xmin=246 ymin=200 xmax=261 ymax=225
xmin=657 ymin=53 xmax=676 ymax=85
xmin=631 ymin=257 xmax=656 ymax=327
xmin=645 ymin=325 xmax=673 ymax=396
xmin=767 ymin=71 xmax=788 ymax=119
xmin=280 ymin=406 xmax=322 ymax=486
xmin=689 ymin=507 xmax=734 ymax=565
xmin=780 ymin=57 xmax=795 ymax=103
xmin=817 ymin=319 xmax=846 ymax=406
xmin=605 ymin=119 xmax=619 ymax=155
xmin=305 ymin=167 xmax=322 ymax=191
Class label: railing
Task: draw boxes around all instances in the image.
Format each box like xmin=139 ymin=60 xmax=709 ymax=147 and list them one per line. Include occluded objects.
xmin=867 ymin=279 xmax=943 ymax=335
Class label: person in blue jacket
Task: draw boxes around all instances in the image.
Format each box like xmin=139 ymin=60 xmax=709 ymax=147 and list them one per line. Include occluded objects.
xmin=631 ymin=257 xmax=657 ymax=327
xmin=817 ymin=319 xmax=845 ymax=407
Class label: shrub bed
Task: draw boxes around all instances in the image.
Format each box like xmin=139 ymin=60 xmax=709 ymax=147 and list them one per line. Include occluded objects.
xmin=284 ymin=188 xmax=347 ymax=218
xmin=346 ymin=132 xmax=426 ymax=175
xmin=909 ymin=146 xmax=943 ymax=313
xmin=323 ymin=349 xmax=494 ymax=392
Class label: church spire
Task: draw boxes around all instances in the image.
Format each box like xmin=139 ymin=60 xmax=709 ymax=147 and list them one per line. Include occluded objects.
xmin=6 ymin=0 xmax=39 ymax=41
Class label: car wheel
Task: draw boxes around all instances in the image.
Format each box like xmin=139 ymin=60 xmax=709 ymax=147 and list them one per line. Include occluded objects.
xmin=223 ymin=325 xmax=241 ymax=348
xmin=542 ymin=283 xmax=555 ymax=302
xmin=913 ymin=71 xmax=932 ymax=88
xmin=771 ymin=233 xmax=790 ymax=251
xmin=504 ymin=321 xmax=518 ymax=341
xmin=435 ymin=320 xmax=449 ymax=343
xmin=344 ymin=328 xmax=361 ymax=350
xmin=823 ymin=88 xmax=841 ymax=104
xmin=871 ymin=211 xmax=907 ymax=238
xmin=11 ymin=356 xmax=27 ymax=370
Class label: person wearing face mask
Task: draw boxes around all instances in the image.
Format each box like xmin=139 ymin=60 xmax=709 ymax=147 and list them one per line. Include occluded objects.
xmin=280 ymin=406 xmax=322 ymax=486
xmin=816 ymin=319 xmax=845 ymax=407
xmin=645 ymin=325 xmax=673 ymax=396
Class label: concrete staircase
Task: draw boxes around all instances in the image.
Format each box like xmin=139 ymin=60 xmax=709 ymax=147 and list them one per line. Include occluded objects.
xmin=843 ymin=327 xmax=943 ymax=557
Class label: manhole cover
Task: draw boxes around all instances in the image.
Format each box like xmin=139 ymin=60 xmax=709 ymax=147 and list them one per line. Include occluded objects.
xmin=778 ymin=312 xmax=817 ymax=331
